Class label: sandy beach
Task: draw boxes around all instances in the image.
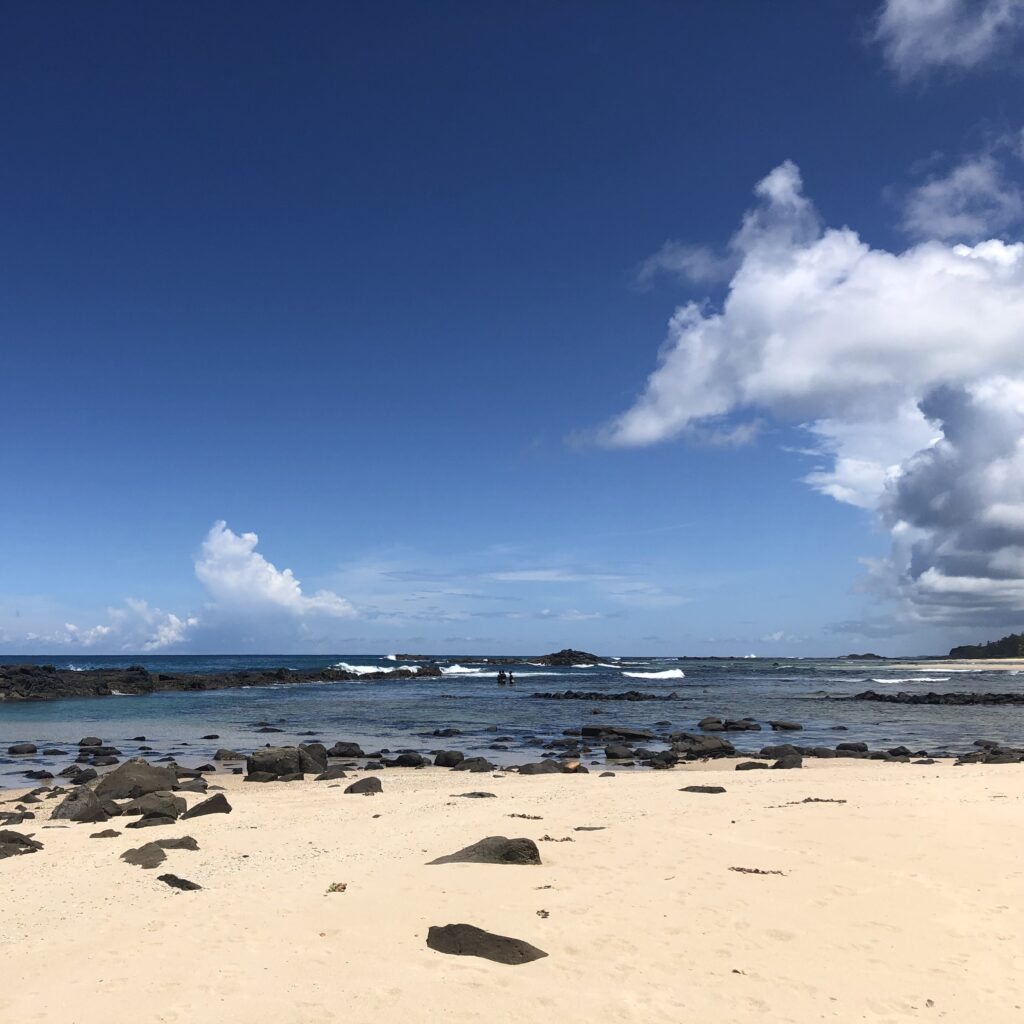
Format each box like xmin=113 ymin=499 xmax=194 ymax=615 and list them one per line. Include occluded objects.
xmin=2 ymin=760 xmax=1022 ymax=1024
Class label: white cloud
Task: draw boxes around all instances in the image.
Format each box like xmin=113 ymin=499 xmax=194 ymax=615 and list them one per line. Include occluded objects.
xmin=875 ymin=0 xmax=1024 ymax=79
xmin=634 ymin=241 xmax=736 ymax=289
xmin=903 ymin=153 xmax=1024 ymax=242
xmin=195 ymin=521 xmax=354 ymax=617
xmin=597 ymin=161 xmax=1024 ymax=626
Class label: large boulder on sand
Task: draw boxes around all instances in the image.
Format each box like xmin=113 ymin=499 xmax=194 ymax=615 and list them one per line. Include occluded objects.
xmin=428 ymin=836 xmax=541 ymax=866
xmin=95 ymin=759 xmax=178 ymax=800
xmin=426 ymin=923 xmax=548 ymax=964
xmin=246 ymin=747 xmax=301 ymax=778
xmin=298 ymin=743 xmax=328 ymax=773
xmin=50 ymin=786 xmax=109 ymax=823
xmin=181 ymin=793 xmax=232 ymax=819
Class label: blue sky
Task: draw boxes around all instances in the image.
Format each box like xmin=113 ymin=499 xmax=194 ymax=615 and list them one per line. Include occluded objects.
xmin=3 ymin=0 xmax=1024 ymax=656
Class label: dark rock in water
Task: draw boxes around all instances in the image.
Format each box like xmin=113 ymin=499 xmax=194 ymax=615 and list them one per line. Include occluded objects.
xmin=345 ymin=776 xmax=382 ymax=795
xmin=518 ymin=760 xmax=564 ymax=776
xmin=315 ymin=765 xmax=349 ymax=782
xmin=298 ymin=743 xmax=328 ymax=773
xmin=604 ymin=743 xmax=634 ymax=759
xmin=41 ymin=748 xmax=67 ymax=756
xmin=181 ymin=793 xmax=232 ymax=819
xmin=426 ymin=923 xmax=548 ymax=965
xmin=533 ymin=648 xmax=599 ymax=666
xmin=451 ymin=757 xmax=496 ymax=773
xmin=90 ymin=828 xmax=122 ymax=838
xmin=122 ymin=793 xmax=186 ymax=819
xmin=772 ymin=755 xmax=803 ymax=770
xmin=158 ymin=873 xmax=202 ymax=891
xmin=837 ymin=741 xmax=868 ymax=753
xmin=155 ymin=836 xmax=199 ymax=851
xmin=121 ymin=843 xmax=167 ymax=869
xmin=0 ymin=830 xmax=43 ymax=858
xmin=79 ymin=737 xmax=103 ymax=747
xmin=433 ymin=727 xmax=461 ymax=737
xmin=214 ymin=749 xmax=246 ymax=761
xmin=853 ymin=688 xmax=1024 ymax=706
xmin=434 ymin=750 xmax=465 ymax=768
xmin=256 ymin=726 xmax=284 ymax=733
xmin=599 ymin=771 xmax=615 ymax=777
xmin=768 ymin=721 xmax=803 ymax=731
xmin=534 ymin=690 xmax=672 ymax=702
xmin=582 ymin=725 xmax=655 ymax=741
xmin=95 ymin=759 xmax=178 ymax=800
xmin=429 ymin=836 xmax=541 ymax=866
xmin=388 ymin=752 xmax=427 ymax=768
xmin=91 ymin=756 xmax=119 ymax=767
xmin=245 ymin=771 xmax=278 ymax=783
xmin=201 ymin=734 xmax=220 ymax=740
xmin=452 ymin=792 xmax=496 ymax=798
xmin=672 ymin=734 xmax=736 ymax=758
xmin=735 ymin=761 xmax=769 ymax=770
xmin=51 ymin=786 xmax=109 ymax=823
xmin=642 ymin=751 xmax=680 ymax=769
xmin=7 ymin=743 xmax=37 ymax=755
xmin=130 ymin=736 xmax=146 ymax=741
xmin=681 ymin=785 xmax=727 ymax=794
xmin=810 ymin=747 xmax=837 ymax=759
xmin=246 ymin=746 xmax=301 ymax=778
xmin=327 ymin=742 xmax=365 ymax=758
xmin=23 ymin=769 xmax=53 ymax=780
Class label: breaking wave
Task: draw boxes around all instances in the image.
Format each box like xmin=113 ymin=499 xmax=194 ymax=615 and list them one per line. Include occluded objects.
xmin=622 ymin=668 xmax=686 ymax=680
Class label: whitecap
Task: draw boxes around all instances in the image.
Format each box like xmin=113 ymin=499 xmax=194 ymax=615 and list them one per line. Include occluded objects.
xmin=622 ymin=669 xmax=685 ymax=680
xmin=440 ymin=664 xmax=484 ymax=676
xmin=332 ymin=662 xmax=387 ymax=676
xmin=870 ymin=677 xmax=951 ymax=684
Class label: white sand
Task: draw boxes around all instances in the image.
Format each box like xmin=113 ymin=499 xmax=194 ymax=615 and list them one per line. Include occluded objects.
xmin=1 ymin=761 xmax=1022 ymax=1023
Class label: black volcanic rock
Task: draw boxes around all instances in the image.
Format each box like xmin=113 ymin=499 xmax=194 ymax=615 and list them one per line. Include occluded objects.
xmin=158 ymin=873 xmax=202 ymax=891
xmin=0 ymin=662 xmax=447 ymax=703
xmin=344 ymin=777 xmax=382 ymax=795
xmin=853 ymin=689 xmax=1024 ymax=706
xmin=532 ymin=649 xmax=599 ymax=666
xmin=428 ymin=836 xmax=541 ymax=866
xmin=0 ymin=830 xmax=43 ymax=859
xmin=95 ymin=759 xmax=178 ymax=800
xmin=426 ymin=923 xmax=548 ymax=964
xmin=181 ymin=793 xmax=232 ymax=819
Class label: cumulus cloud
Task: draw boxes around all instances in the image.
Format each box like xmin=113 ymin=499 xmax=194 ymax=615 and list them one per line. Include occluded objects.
xmin=598 ymin=161 xmax=1024 ymax=625
xmin=195 ymin=521 xmax=354 ymax=617
xmin=11 ymin=522 xmax=355 ymax=652
xmin=874 ymin=0 xmax=1024 ymax=79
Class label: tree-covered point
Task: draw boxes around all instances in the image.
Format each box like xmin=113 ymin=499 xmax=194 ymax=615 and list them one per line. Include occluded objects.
xmin=949 ymin=633 xmax=1024 ymax=659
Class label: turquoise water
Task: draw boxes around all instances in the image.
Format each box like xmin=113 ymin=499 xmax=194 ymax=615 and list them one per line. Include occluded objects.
xmin=2 ymin=654 xmax=1022 ymax=786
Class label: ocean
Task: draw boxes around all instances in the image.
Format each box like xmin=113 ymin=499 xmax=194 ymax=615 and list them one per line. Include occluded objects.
xmin=2 ymin=653 xmax=1023 ymax=787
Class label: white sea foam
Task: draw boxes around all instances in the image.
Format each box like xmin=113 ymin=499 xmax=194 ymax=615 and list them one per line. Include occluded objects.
xmin=622 ymin=668 xmax=685 ymax=680
xmin=440 ymin=664 xmax=484 ymax=676
xmin=596 ymin=663 xmax=621 ymax=668
xmin=385 ymin=654 xmax=397 ymax=661
xmin=332 ymin=662 xmax=387 ymax=675
xmin=871 ymin=677 xmax=951 ymax=684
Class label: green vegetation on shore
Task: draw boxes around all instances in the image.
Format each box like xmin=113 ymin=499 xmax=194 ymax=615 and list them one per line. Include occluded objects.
xmin=948 ymin=633 xmax=1024 ymax=659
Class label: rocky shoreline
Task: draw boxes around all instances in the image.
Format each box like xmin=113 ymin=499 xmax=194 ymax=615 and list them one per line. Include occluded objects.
xmin=0 ymin=662 xmax=442 ymax=702
xmin=853 ymin=689 xmax=1024 ymax=706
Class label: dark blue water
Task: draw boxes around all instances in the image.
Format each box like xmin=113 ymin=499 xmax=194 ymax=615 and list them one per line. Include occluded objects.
xmin=2 ymin=654 xmax=1023 ymax=786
